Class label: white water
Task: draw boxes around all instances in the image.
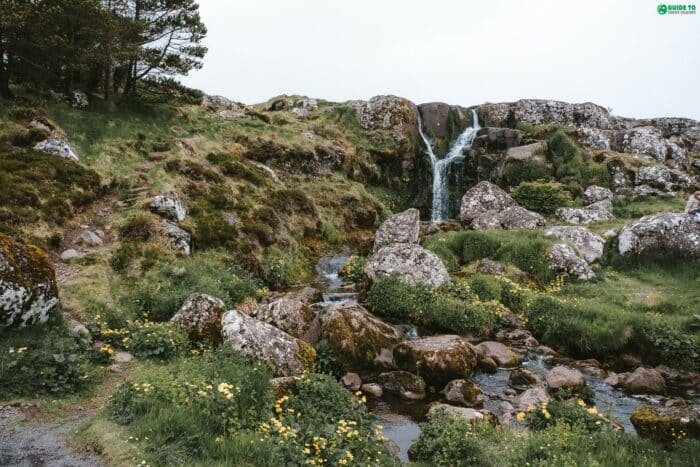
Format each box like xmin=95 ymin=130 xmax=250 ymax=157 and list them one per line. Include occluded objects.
xmin=418 ymin=109 xmax=481 ymax=222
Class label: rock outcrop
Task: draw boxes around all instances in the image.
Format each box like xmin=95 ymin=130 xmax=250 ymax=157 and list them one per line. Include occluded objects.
xmin=631 ymin=404 xmax=700 ymax=446
xmin=460 ymin=181 xmax=544 ymax=230
xmin=170 ymin=293 xmax=226 ymax=340
xmin=251 ymin=298 xmax=319 ymax=342
xmin=149 ymin=192 xmax=186 ymax=222
xmin=318 ymin=301 xmax=402 ymax=368
xmin=547 ymin=243 xmax=595 ymax=280
xmin=555 ymin=200 xmax=614 ymax=224
xmin=364 ymin=244 xmax=449 ymax=289
xmin=347 ymin=95 xmax=418 ymax=151
xmin=584 ymin=185 xmax=613 ymax=204
xmin=393 ymin=335 xmax=479 ymax=384
xmin=618 ymin=213 xmax=700 ymax=258
xmin=164 ymin=221 xmax=191 ymax=254
xmin=635 ymin=165 xmax=696 ymax=193
xmin=1 ymin=233 xmax=59 ymax=328
xmin=33 ymin=137 xmax=79 ymax=162
xmin=544 ymin=226 xmax=605 ymax=263
xmin=373 ymin=208 xmax=420 ymax=252
xmin=221 ymin=309 xmax=315 ymax=376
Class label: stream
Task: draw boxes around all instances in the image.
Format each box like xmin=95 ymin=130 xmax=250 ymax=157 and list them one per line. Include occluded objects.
xmin=312 ymin=254 xmax=696 ymax=461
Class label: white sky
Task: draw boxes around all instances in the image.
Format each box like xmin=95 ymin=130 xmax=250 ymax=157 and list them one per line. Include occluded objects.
xmin=183 ymin=0 xmax=700 ymax=120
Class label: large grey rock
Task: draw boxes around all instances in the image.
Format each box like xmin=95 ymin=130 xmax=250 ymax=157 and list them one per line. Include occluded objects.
xmin=618 ymin=213 xmax=700 ymax=258
xmin=475 ymin=341 xmax=520 ymax=367
xmin=319 ymin=301 xmax=401 ymax=368
xmin=443 ymin=379 xmax=484 ymax=407
xmin=622 ymin=367 xmax=666 ymax=395
xmin=378 ymin=370 xmax=426 ymax=400
xmin=460 ymin=181 xmax=517 ymax=223
xmin=547 ymin=244 xmax=594 ymax=280
xmin=584 ymin=185 xmax=613 ymax=204
xmin=577 ymin=127 xmax=610 ymax=150
xmin=427 ymin=403 xmax=494 ymax=424
xmin=251 ymin=298 xmax=319 ymax=342
xmin=546 ymin=365 xmax=585 ymax=391
xmin=479 ymin=100 xmax=612 ymax=129
xmin=346 ymin=95 xmax=418 ymax=147
xmin=171 ymin=293 xmax=226 ymax=338
xmin=471 ymin=206 xmax=546 ymax=230
xmin=393 ymin=335 xmax=479 ymax=384
xmin=221 ymin=309 xmax=315 ymax=376
xmin=149 ymin=192 xmax=186 ymax=222
xmin=33 ymin=137 xmax=79 ymax=162
xmin=164 ymin=220 xmax=191 ymax=254
xmin=365 ymin=243 xmax=449 ymax=289
xmin=373 ymin=208 xmax=420 ymax=252
xmin=79 ymin=230 xmax=102 ymax=247
xmin=544 ymin=226 xmax=605 ymax=263
xmin=635 ymin=165 xmax=696 ymax=193
xmin=611 ymin=127 xmax=667 ymax=162
xmin=504 ymin=142 xmax=545 ymax=161
xmin=514 ymin=387 xmax=550 ymax=411
xmin=1 ymin=233 xmax=59 ymax=328
xmin=291 ymin=97 xmax=318 ymax=118
xmin=555 ymin=199 xmax=614 ymax=224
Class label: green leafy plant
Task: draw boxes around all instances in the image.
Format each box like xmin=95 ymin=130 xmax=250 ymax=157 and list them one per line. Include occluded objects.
xmin=127 ymin=322 xmax=189 ymax=360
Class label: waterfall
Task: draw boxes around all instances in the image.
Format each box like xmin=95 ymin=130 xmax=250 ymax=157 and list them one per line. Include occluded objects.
xmin=418 ymin=109 xmax=481 ymax=222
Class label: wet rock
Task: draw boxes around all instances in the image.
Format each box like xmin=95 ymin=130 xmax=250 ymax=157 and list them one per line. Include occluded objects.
xmin=544 ymin=226 xmax=605 ymax=263
xmin=164 ymin=220 xmax=191 ymax=254
xmin=604 ymin=372 xmax=624 ymax=388
xmin=285 ymin=286 xmax=322 ymax=304
xmin=509 ymin=368 xmax=542 ymax=387
xmin=476 ymin=258 xmax=505 ymax=275
xmin=251 ymin=298 xmax=319 ymax=342
xmin=1 ymin=233 xmax=59 ymax=328
xmin=361 ymin=383 xmax=383 ymax=398
xmin=575 ymin=359 xmax=607 ymax=379
xmin=33 ymin=137 xmax=79 ymax=162
xmin=341 ymin=372 xmax=362 ymax=391
xmin=393 ymin=335 xmax=479 ymax=384
xmin=546 ymin=366 xmax=585 ymax=391
xmin=221 ymin=309 xmax=316 ymax=377
xmin=443 ymin=379 xmax=484 ymax=407
xmin=547 ymin=243 xmax=594 ymax=280
xmin=427 ymin=403 xmax=495 ymax=424
xmin=475 ymin=341 xmax=520 ymax=368
xmin=378 ymin=370 xmax=426 ymax=400
xmin=622 ymin=367 xmax=666 ymax=395
xmin=318 ymin=301 xmax=401 ymax=368
xmin=170 ymin=293 xmax=226 ymax=341
xmin=149 ymin=192 xmax=186 ymax=222
xmin=555 ymin=199 xmax=614 ymax=224
xmin=364 ymin=244 xmax=450 ymax=289
xmin=79 ymin=231 xmax=102 ymax=247
xmin=477 ymin=354 xmax=498 ymax=374
xmin=631 ymin=404 xmax=700 ymax=446
xmin=618 ymin=213 xmax=700 ymax=258
xmin=584 ymin=185 xmax=613 ymax=204
xmin=498 ymin=401 xmax=515 ymax=424
xmin=373 ymin=208 xmax=420 ymax=252
xmin=514 ymin=387 xmax=550 ymax=411
xmin=471 ymin=206 xmax=545 ymax=230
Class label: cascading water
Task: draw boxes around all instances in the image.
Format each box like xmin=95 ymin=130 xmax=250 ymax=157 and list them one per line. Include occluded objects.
xmin=418 ymin=109 xmax=481 ymax=222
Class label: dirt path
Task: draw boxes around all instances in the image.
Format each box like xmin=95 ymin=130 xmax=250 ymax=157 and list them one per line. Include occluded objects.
xmin=0 ymin=405 xmax=102 ymax=467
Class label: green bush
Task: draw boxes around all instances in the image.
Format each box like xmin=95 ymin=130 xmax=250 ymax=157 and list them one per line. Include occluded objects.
xmin=194 ymin=213 xmax=238 ymax=249
xmin=501 ymin=159 xmax=550 ymax=187
xmin=632 ymin=320 xmax=700 ymax=371
xmin=118 ymin=214 xmax=156 ymax=241
xmin=462 ymin=232 xmax=502 ymax=264
xmin=366 ymin=275 xmax=499 ymax=336
xmin=124 ymin=252 xmax=261 ymax=322
xmin=511 ymin=181 xmax=569 ymax=214
xmin=128 ymin=322 xmax=189 ymax=360
xmin=0 ymin=317 xmax=95 ymax=396
xmin=523 ymin=400 xmax=603 ymax=433
xmin=495 ymin=236 xmax=553 ymax=283
xmin=470 ymin=274 xmax=502 ymax=301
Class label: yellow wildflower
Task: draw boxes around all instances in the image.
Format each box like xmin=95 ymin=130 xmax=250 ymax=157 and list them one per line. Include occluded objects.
xmin=587 ymin=407 xmax=597 ymax=415
xmin=516 ymin=412 xmax=526 ymax=422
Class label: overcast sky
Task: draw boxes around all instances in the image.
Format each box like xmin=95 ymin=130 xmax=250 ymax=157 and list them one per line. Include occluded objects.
xmin=183 ymin=0 xmax=700 ymax=120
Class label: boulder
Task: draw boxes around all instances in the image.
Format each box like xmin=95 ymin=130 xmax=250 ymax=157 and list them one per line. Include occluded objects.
xmin=251 ymin=298 xmax=319 ymax=342
xmin=1 ymin=233 xmax=59 ymax=328
xmin=318 ymin=301 xmax=401 ymax=368
xmin=611 ymin=127 xmax=667 ymax=162
xmin=514 ymin=387 xmax=550 ymax=411
xmin=471 ymin=206 xmax=545 ymax=230
xmin=80 ymin=230 xmax=102 ymax=247
xmin=504 ymin=142 xmax=545 ymax=161
xmin=364 ymin=243 xmax=449 ymax=289
xmin=427 ymin=403 xmax=495 ymax=424
xmin=347 ymin=95 xmax=418 ymax=149
xmin=459 ymin=181 xmax=517 ymax=223
xmin=631 ymin=404 xmax=700 ymax=446
xmin=393 ymin=335 xmax=479 ymax=385
xmin=685 ymin=191 xmax=700 ymax=213
xmin=164 ymin=220 xmax=191 ymax=254
xmin=545 ymin=366 xmax=585 ymax=391
xmin=577 ymin=127 xmax=610 ymax=150
xmin=475 ymin=341 xmax=521 ymax=367
xmin=149 ymin=192 xmax=186 ymax=222
xmin=509 ymin=368 xmax=542 ymax=387
xmin=618 ymin=213 xmax=700 ymax=258
xmin=475 ymin=127 xmax=522 ymax=151
xmin=584 ymin=185 xmax=613 ymax=204
xmin=33 ymin=137 xmax=79 ymax=162
xmin=60 ymin=249 xmax=84 ymax=263
xmin=476 ymin=258 xmax=505 ymax=275
xmin=114 ymin=351 xmax=133 ymax=363
xmin=373 ymin=208 xmax=420 ymax=252
xmin=340 ymin=372 xmax=362 ymax=391
xmin=544 ymin=226 xmax=605 ymax=263
xmin=443 ymin=379 xmax=484 ymax=407
xmin=291 ymin=97 xmax=318 ymax=118
xmin=479 ymin=100 xmax=611 ymax=129
xmin=547 ymin=243 xmax=595 ymax=280
xmin=635 ymin=165 xmax=696 ymax=192
xmin=221 ymin=309 xmax=316 ymax=377
xmin=622 ymin=367 xmax=666 ymax=395
xmin=361 ymin=383 xmax=383 ymax=398
xmin=170 ymin=293 xmax=226 ymax=341
xmin=378 ymin=370 xmax=426 ymax=400
xmin=71 ymin=90 xmax=89 ymax=109
xmin=555 ymin=199 xmax=614 ymax=224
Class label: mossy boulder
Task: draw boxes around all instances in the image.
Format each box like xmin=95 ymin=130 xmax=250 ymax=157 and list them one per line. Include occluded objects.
xmin=631 ymin=404 xmax=700 ymax=446
xmin=378 ymin=370 xmax=426 ymax=400
xmin=0 ymin=233 xmax=59 ymax=328
xmin=170 ymin=293 xmax=226 ymax=343
xmin=250 ymin=298 xmax=320 ymax=343
xmin=393 ymin=335 xmax=479 ymax=385
xmin=319 ymin=301 xmax=401 ymax=369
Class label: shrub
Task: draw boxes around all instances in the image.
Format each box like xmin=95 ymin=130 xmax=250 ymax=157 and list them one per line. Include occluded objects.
xmin=501 ymin=159 xmax=550 ymax=187
xmin=0 ymin=317 xmax=95 ymax=396
xmin=423 ymin=231 xmax=501 ymax=269
xmin=128 ymin=322 xmax=189 ymax=360
xmin=522 ymin=399 xmax=604 ymax=432
xmin=119 ymin=214 xmax=156 ymax=241
xmin=470 ymin=274 xmax=502 ymax=301
xmin=495 ymin=236 xmax=553 ymax=283
xmin=632 ymin=320 xmax=700 ymax=371
xmin=313 ymin=340 xmax=343 ymax=378
xmin=194 ymin=214 xmax=238 ymax=249
xmin=462 ymin=232 xmax=502 ymax=264
xmin=511 ymin=181 xmax=569 ymax=214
